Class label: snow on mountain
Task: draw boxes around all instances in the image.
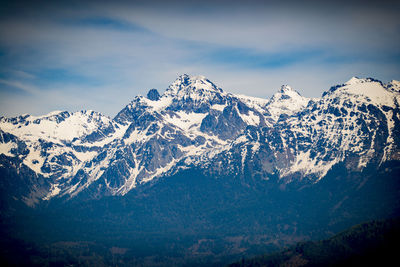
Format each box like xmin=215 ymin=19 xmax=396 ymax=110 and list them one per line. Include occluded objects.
xmin=266 ymin=85 xmax=310 ymax=121
xmin=165 ymin=74 xmax=224 ymax=97
xmin=388 ymin=80 xmax=400 ymax=92
xmin=207 ymin=77 xmax=400 ymax=183
xmin=0 ymin=75 xmax=399 ymax=202
xmin=0 ymin=110 xmax=116 ymax=144
xmin=0 ymin=110 xmax=125 ymax=180
xmin=326 ymin=77 xmax=398 ymax=107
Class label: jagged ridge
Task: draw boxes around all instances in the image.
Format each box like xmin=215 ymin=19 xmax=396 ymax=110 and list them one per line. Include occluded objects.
xmin=0 ymin=75 xmax=399 ymax=203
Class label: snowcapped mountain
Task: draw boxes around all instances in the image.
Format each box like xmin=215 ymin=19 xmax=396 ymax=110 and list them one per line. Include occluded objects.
xmin=208 ymin=77 xmax=400 ymax=183
xmin=0 ymin=75 xmax=399 ymax=204
xmin=266 ymin=84 xmax=310 ymax=121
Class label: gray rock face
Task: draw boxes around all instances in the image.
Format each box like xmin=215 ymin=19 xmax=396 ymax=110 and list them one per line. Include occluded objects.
xmin=147 ymin=89 xmax=160 ymax=101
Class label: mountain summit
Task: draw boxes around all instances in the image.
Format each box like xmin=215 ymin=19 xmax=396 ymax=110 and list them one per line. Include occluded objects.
xmin=165 ymin=74 xmax=224 ymax=96
xmin=267 ymin=84 xmax=310 ymax=120
xmin=0 ymin=75 xmax=399 ymax=203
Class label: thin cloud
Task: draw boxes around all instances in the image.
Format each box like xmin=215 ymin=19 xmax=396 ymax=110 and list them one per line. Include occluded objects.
xmin=0 ymin=79 xmax=41 ymax=95
xmin=0 ymin=0 xmax=399 ymax=117
xmin=62 ymin=16 xmax=152 ymax=33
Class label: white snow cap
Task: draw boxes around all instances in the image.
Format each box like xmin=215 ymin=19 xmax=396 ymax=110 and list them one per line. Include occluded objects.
xmin=267 ymin=84 xmax=310 ymax=121
xmin=165 ymin=74 xmax=223 ymax=96
xmin=279 ymin=84 xmax=296 ymax=93
xmin=345 ymin=76 xmax=363 ymax=85
xmin=330 ymin=77 xmax=397 ymax=107
xmin=344 ymin=76 xmax=381 ymax=85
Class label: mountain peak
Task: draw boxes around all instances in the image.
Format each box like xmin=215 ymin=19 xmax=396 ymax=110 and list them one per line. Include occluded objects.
xmin=345 ymin=76 xmax=362 ymax=85
xmin=165 ymin=74 xmax=224 ymax=97
xmin=279 ymin=84 xmax=295 ymax=93
xmin=267 ymin=85 xmax=309 ymax=121
xmin=324 ymin=77 xmax=395 ymax=106
xmin=147 ymin=88 xmax=160 ymax=101
xmin=344 ymin=76 xmax=383 ymax=86
xmin=271 ymin=84 xmax=303 ymax=100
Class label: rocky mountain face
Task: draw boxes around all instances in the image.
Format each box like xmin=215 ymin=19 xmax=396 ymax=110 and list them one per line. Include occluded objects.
xmin=0 ymin=75 xmax=399 ymax=205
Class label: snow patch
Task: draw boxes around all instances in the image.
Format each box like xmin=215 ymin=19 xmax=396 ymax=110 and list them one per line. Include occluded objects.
xmin=164 ymin=111 xmax=207 ymax=131
xmin=211 ymin=104 xmax=226 ymax=111
xmin=240 ymin=110 xmax=260 ymax=126
xmin=0 ymin=142 xmax=17 ymax=157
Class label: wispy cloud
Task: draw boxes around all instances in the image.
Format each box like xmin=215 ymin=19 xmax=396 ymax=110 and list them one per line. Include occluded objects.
xmin=0 ymin=79 xmax=41 ymax=95
xmin=0 ymin=0 xmax=399 ymax=117
xmin=63 ymin=16 xmax=151 ymax=33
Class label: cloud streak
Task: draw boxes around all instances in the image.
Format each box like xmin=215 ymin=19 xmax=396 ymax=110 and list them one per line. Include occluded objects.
xmin=0 ymin=0 xmax=399 ymax=117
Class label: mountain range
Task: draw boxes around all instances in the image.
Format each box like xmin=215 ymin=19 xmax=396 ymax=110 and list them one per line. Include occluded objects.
xmin=1 ymin=74 xmax=399 ymax=204
xmin=1 ymin=74 xmax=400 ymax=266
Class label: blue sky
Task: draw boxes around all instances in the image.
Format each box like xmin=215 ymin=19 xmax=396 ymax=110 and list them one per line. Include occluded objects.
xmin=0 ymin=0 xmax=399 ymax=117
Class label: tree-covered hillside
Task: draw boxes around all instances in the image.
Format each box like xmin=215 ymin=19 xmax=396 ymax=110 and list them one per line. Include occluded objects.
xmin=228 ymin=218 xmax=400 ymax=267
